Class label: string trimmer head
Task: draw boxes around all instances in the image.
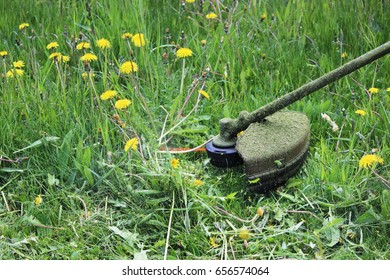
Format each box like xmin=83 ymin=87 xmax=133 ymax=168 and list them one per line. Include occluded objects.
xmin=206 ymin=41 xmax=390 ymax=193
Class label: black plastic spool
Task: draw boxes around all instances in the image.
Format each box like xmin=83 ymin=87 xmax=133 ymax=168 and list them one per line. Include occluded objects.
xmin=205 ymin=141 xmax=243 ymax=168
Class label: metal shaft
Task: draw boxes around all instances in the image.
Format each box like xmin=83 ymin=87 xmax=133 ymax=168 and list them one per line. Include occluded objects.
xmin=216 ymin=41 xmax=390 ymax=146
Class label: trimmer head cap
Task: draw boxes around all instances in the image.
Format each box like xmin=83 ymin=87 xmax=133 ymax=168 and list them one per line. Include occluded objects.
xmin=205 ymin=141 xmax=243 ymax=168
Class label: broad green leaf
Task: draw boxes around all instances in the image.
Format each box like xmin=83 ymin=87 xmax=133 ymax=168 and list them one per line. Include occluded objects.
xmin=133 ymin=250 xmax=148 ymax=260
xmin=22 ymin=215 xmax=47 ymax=228
xmin=356 ymin=207 xmax=382 ymax=224
xmin=74 ymin=22 xmax=92 ymax=32
xmin=58 ymin=131 xmax=72 ymax=177
xmin=76 ymin=141 xmax=83 ymax=163
xmin=226 ymin=192 xmax=237 ymax=200
xmin=9 ymin=236 xmax=38 ymax=247
xmin=327 ymin=227 xmax=340 ymax=247
xmin=288 ymin=220 xmax=305 ymax=231
xmin=274 ymin=208 xmax=284 ymax=222
xmin=83 ymin=166 xmax=94 ymax=185
xmin=14 ymin=136 xmax=60 ymax=154
xmin=223 ymin=105 xmax=230 ymax=118
xmin=132 ymin=189 xmax=161 ymax=195
xmin=74 ymin=161 xmax=82 ymax=173
xmin=153 ymin=239 xmax=166 ymax=248
xmin=286 ymin=178 xmax=304 ymax=188
xmin=278 ymin=192 xmax=300 ymax=203
xmin=48 ymin=173 xmax=59 ymax=186
xmin=381 ymin=190 xmax=390 ymax=218
xmin=323 ymin=217 xmax=345 ymax=228
xmin=82 ymin=146 xmax=92 ymax=167
xmin=320 ymin=216 xmax=345 ymax=247
xmin=109 ymin=199 xmax=127 ymax=208
xmin=108 ymin=226 xmax=138 ymax=246
xmin=70 ymin=251 xmax=80 ymax=260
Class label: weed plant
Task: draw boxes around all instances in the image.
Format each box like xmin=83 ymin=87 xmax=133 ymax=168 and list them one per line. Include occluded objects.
xmin=0 ymin=0 xmax=389 ymax=260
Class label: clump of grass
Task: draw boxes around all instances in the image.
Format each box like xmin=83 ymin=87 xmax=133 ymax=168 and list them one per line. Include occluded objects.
xmin=0 ymin=0 xmax=389 ymax=260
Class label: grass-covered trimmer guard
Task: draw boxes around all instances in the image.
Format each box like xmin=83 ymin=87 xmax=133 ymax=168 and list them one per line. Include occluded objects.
xmin=206 ymin=41 xmax=390 ymax=193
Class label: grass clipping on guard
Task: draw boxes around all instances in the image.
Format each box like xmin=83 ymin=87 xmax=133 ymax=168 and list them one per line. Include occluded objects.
xmin=236 ymin=111 xmax=310 ymax=192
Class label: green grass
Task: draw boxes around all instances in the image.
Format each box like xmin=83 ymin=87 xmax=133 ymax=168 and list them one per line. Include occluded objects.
xmin=0 ymin=0 xmax=389 ymax=260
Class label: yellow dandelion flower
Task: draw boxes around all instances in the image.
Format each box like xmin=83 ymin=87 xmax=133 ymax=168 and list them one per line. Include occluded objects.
xmin=261 ymin=13 xmax=267 ymax=21
xmin=170 ymin=158 xmax=180 ymax=169
xmin=386 ymin=87 xmax=390 ymax=92
xmin=341 ymin=52 xmax=348 ymax=58
xmin=209 ymin=237 xmax=218 ymax=248
xmin=176 ymin=47 xmax=193 ymax=58
xmin=13 ymin=60 xmax=25 ymax=68
xmin=100 ymin=90 xmax=117 ymax=101
xmin=200 ymin=39 xmax=207 ymax=46
xmin=19 ymin=23 xmax=29 ymax=30
xmin=355 ymin=109 xmax=366 ymax=116
xmin=49 ymin=52 xmax=62 ymax=60
xmin=359 ymin=154 xmax=384 ymax=169
xmin=0 ymin=50 xmax=8 ymax=57
xmin=368 ymin=87 xmax=379 ymax=94
xmin=206 ymin=13 xmax=218 ymax=19
xmin=115 ymin=99 xmax=132 ymax=109
xmin=257 ymin=207 xmax=264 ymax=217
xmin=186 ymin=0 xmax=195 ymax=3
xmin=198 ymin=89 xmax=210 ymax=99
xmin=97 ymin=38 xmax=111 ymax=49
xmin=6 ymin=69 xmax=24 ymax=78
xmin=193 ymin=179 xmax=204 ymax=186
xmin=121 ymin=32 xmax=133 ymax=39
xmin=46 ymin=41 xmax=59 ymax=50
xmin=80 ymin=52 xmax=98 ymax=62
xmin=61 ymin=55 xmax=70 ymax=63
xmin=34 ymin=195 xmax=43 ymax=205
xmin=238 ymin=229 xmax=251 ymax=240
xmin=76 ymin=42 xmax=91 ymax=50
xmin=48 ymin=52 xmax=69 ymax=63
xmin=132 ymin=33 xmax=145 ymax=47
xmin=49 ymin=52 xmax=61 ymax=59
xmin=120 ymin=61 xmax=138 ymax=74
xmin=125 ymin=138 xmax=139 ymax=152
xmin=82 ymin=72 xmax=95 ymax=79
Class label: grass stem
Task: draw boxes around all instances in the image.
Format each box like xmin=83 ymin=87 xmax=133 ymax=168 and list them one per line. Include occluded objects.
xmin=164 ymin=191 xmax=175 ymax=260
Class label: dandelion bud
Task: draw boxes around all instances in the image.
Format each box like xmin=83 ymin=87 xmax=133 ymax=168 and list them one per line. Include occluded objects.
xmin=224 ymin=21 xmax=229 ymax=34
xmin=238 ymin=229 xmax=250 ymax=240
xmin=257 ymin=207 xmax=264 ymax=217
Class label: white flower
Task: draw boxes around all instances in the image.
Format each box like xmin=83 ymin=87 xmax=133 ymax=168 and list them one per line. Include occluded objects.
xmin=321 ymin=113 xmax=339 ymax=132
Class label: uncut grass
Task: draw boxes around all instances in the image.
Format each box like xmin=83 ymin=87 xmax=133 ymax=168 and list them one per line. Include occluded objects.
xmin=1 ymin=0 xmax=389 ymax=260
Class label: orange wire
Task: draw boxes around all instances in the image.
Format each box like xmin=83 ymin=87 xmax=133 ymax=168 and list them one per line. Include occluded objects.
xmin=158 ymin=147 xmax=206 ymax=153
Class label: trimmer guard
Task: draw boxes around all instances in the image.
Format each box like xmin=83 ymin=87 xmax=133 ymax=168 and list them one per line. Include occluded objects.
xmin=236 ymin=111 xmax=310 ymax=192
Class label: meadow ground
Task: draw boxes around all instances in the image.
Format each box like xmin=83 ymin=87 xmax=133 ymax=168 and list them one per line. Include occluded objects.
xmin=0 ymin=0 xmax=389 ymax=260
